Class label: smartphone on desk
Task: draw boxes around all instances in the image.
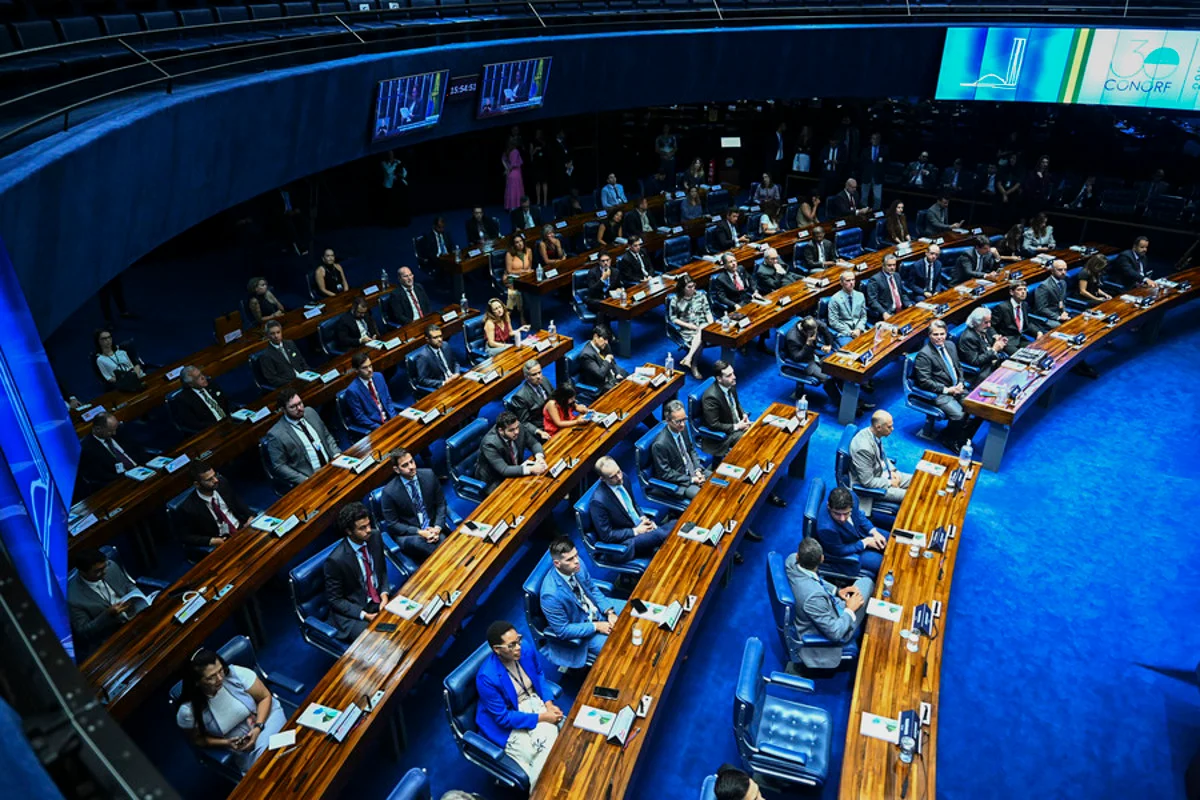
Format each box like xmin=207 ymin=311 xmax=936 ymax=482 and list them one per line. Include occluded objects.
xmin=377 ymin=622 xmax=398 ymax=633
xmin=593 ymin=685 xmax=620 ymax=701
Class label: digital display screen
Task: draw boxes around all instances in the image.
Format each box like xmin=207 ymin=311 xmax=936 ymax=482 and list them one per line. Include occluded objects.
xmin=477 ymin=57 xmax=552 ymax=118
xmin=372 ymin=70 xmax=448 ymax=142
xmin=720 ymin=137 xmax=742 ymax=148
xmin=936 ymin=27 xmax=1200 ymax=110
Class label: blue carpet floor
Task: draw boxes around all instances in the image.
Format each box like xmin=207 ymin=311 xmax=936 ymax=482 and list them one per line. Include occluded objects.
xmin=46 ymin=205 xmax=1200 ymax=800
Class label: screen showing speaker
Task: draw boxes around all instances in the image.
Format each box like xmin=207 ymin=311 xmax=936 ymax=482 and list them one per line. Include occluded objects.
xmin=477 ymin=57 xmax=552 ymax=118
xmin=372 ymin=70 xmax=448 ymax=142
xmin=936 ymin=26 xmax=1200 ymax=111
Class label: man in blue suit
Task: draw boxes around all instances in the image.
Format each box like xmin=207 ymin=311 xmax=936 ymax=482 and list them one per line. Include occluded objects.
xmin=343 ymin=352 xmax=399 ymax=433
xmin=901 ymin=243 xmax=945 ymax=300
xmin=813 ymin=486 xmax=888 ymax=577
xmin=475 ymin=620 xmax=564 ymax=788
xmin=538 ymin=536 xmax=623 ymax=670
xmin=378 ymin=448 xmax=447 ymax=562
xmin=589 ymin=456 xmax=669 ymax=559
xmin=412 ymin=323 xmax=462 ymax=393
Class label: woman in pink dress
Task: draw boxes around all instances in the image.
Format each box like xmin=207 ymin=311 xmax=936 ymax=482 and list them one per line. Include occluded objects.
xmin=503 ymin=136 xmax=525 ymax=210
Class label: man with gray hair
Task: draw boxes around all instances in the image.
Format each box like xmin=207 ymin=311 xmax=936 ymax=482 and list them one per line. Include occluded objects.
xmin=958 ymin=306 xmax=1007 ymax=378
xmin=507 ymin=358 xmax=553 ymax=441
xmin=649 ymin=399 xmax=710 ymax=499
xmin=912 ymin=319 xmax=981 ymax=451
xmin=754 ymin=246 xmax=799 ymax=294
xmin=172 ymin=365 xmax=231 ymax=433
xmin=849 ymin=409 xmax=911 ymax=505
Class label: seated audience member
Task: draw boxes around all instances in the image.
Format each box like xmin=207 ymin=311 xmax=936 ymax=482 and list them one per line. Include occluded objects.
xmin=912 ymin=320 xmax=981 ymax=451
xmin=801 ymin=226 xmax=840 ymax=272
xmin=864 ymin=254 xmax=910 ymax=322
xmin=827 ymin=178 xmax=868 ymax=218
xmin=93 ymin=329 xmax=145 ymax=388
xmin=174 ymin=365 xmax=231 ymax=432
xmin=680 ymin=186 xmax=705 ymax=222
xmin=579 ymin=324 xmax=628 ymax=393
xmin=922 ymin=196 xmax=962 ymax=238
xmin=543 ymin=385 xmax=589 ymax=436
xmin=246 ymin=277 xmax=285 ymax=324
xmin=266 ymin=386 xmax=340 ymax=488
xmin=1032 ymin=258 xmax=1071 ymax=326
xmin=465 ymin=207 xmax=501 ymax=245
xmin=758 ymin=206 xmax=781 ymax=237
xmin=68 ymin=548 xmax=150 ymax=656
xmin=259 ymin=320 xmax=310 ymax=388
xmin=953 ymin=236 xmax=1002 ymax=284
xmin=958 ymin=307 xmax=1007 ymax=378
xmin=814 ymin=486 xmax=889 ymax=578
xmin=711 ymin=250 xmax=761 ymax=314
xmin=78 ymin=412 xmax=147 ymax=488
xmin=509 ymin=359 xmax=554 ymax=437
xmin=939 ymin=158 xmax=968 ymax=193
xmin=176 ymin=459 xmax=252 ymax=551
xmin=476 ymin=411 xmax=547 ymax=494
xmin=1075 ymin=253 xmax=1114 ymax=306
xmin=1111 ymin=236 xmax=1153 ymax=289
xmin=1022 ymin=211 xmax=1056 ymax=256
xmin=536 ymin=225 xmax=567 ymax=269
xmin=783 ymin=316 xmax=844 ymax=408
xmin=483 ymin=298 xmax=528 ymax=356
xmin=617 ymin=235 xmax=655 ymax=287
xmin=413 ymin=323 xmax=462 ymax=392
xmin=324 ymin=502 xmax=390 ymax=641
xmin=1069 ymin=175 xmax=1100 ymax=210
xmin=643 ymin=170 xmax=671 ymax=197
xmin=600 ymin=173 xmax=628 ymax=209
xmin=650 ymin=400 xmax=711 ymax=500
xmin=784 ymin=537 xmax=872 ymax=669
xmin=883 ymin=200 xmax=911 ymax=245
xmin=504 ymin=234 xmax=534 ymax=323
xmin=991 ymin=281 xmax=1048 ymax=355
xmin=313 ymin=249 xmax=348 ymax=298
xmin=344 ymin=352 xmax=397 ymax=431
xmin=828 ymin=270 xmax=868 ymax=345
xmin=666 ymin=276 xmax=713 ymax=380
xmin=586 ymin=254 xmax=615 ymax=304
xmin=510 ymin=196 xmax=541 ymax=231
xmin=475 ymin=621 xmax=563 ymax=788
xmin=387 ymin=266 xmax=432 ymax=326
xmin=596 ymin=209 xmax=625 ymax=248
xmin=797 ymin=193 xmax=821 ymax=227
xmin=625 ymin=196 xmax=658 ymax=237
xmin=996 ymin=223 xmax=1025 ymax=264
xmin=417 ymin=217 xmax=456 ymax=263
xmin=902 ymin=243 xmax=945 ymax=300
xmin=905 ymin=151 xmax=936 ymax=187
xmin=681 ymin=158 xmax=707 ymax=191
xmin=538 ymin=536 xmax=623 ymax=669
xmin=849 ymin=410 xmax=910 ymax=504
xmin=333 ymin=297 xmax=380 ymax=351
xmin=590 ymin=456 xmax=670 ymax=557
xmin=175 ymin=648 xmax=287 ymax=775
xmin=713 ymin=208 xmax=749 ymax=251
xmin=379 ymin=448 xmax=447 ymax=563
xmin=754 ymin=247 xmax=797 ymax=294
xmin=979 ymin=162 xmax=1001 ymax=201
xmin=753 ymin=172 xmax=782 ymax=222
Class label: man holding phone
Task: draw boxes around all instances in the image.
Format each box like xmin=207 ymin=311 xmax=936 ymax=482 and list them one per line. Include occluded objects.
xmin=324 ymin=502 xmax=391 ymax=641
xmin=538 ymin=537 xmax=624 ymax=669
xmin=784 ymin=537 xmax=873 ymax=670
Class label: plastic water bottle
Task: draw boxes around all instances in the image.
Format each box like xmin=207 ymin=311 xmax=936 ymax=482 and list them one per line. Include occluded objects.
xmin=379 ymin=269 xmax=389 ymax=288
xmin=959 ymin=440 xmax=973 ymax=470
xmin=797 ymin=392 xmax=808 ymax=417
xmin=721 ymin=312 xmax=731 ymax=331
xmin=514 ymin=327 xmax=522 ymax=347
xmin=882 ymin=571 xmax=894 ymax=600
xmin=454 ymin=248 xmax=462 ymax=263
xmin=547 ymin=319 xmax=557 ymax=340
xmin=536 ymin=265 xmax=544 ymax=282
xmin=664 ymin=352 xmax=675 ymax=372
xmin=460 ymin=293 xmax=469 ymax=312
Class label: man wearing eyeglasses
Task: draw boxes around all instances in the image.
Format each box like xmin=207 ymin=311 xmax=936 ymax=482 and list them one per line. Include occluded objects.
xmin=538 ymin=536 xmax=622 ymax=669
xmin=265 ymin=386 xmax=341 ymax=489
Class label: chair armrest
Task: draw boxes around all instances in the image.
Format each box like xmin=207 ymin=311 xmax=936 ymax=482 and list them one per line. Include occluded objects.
xmin=593 ymin=539 xmax=635 ymax=563
xmin=649 ymin=477 xmax=686 ymax=497
xmin=136 ymin=576 xmax=170 ymax=593
xmin=799 ymin=632 xmax=838 ymax=647
xmin=303 ymin=615 xmax=341 ymax=641
xmin=261 ymin=670 xmax=305 ymax=696
xmin=767 ymin=671 xmax=816 ymax=693
xmin=758 ymin=741 xmax=809 ymax=766
xmin=462 ymin=730 xmax=506 ymax=761
xmin=456 ymin=474 xmax=488 ymax=494
xmin=593 ymin=579 xmax=615 ymax=595
xmin=545 ymin=680 xmax=563 ymax=701
xmin=851 ymin=482 xmax=889 ymax=500
xmin=697 ymin=425 xmax=728 ymax=441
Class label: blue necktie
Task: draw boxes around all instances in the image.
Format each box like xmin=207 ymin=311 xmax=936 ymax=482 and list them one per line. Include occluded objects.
xmin=938 ymin=346 xmax=957 ymax=383
xmin=405 ymin=478 xmax=428 ymax=528
xmin=614 ymin=485 xmax=639 ymax=523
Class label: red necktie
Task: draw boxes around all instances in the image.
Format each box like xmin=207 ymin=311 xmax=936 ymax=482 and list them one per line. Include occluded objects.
xmin=367 ymin=379 xmax=386 ymax=423
xmin=408 ymin=288 xmax=423 ymax=317
xmin=1015 ymin=303 xmax=1024 ymax=333
xmin=359 ymin=545 xmax=381 ymax=603
xmin=210 ymin=496 xmax=238 ymax=537
xmin=888 ymin=274 xmax=902 ymax=311
xmin=733 ymin=270 xmax=744 ymax=292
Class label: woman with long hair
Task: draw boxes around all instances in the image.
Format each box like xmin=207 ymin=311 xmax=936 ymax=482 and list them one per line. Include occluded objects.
xmin=543 ymin=384 xmax=589 ymax=436
xmin=92 ymin=328 xmax=145 ymax=387
xmin=1075 ymin=254 xmax=1114 ymax=306
xmin=536 ymin=224 xmax=567 ymax=269
xmin=666 ymin=275 xmax=713 ymax=379
xmin=596 ymin=209 xmax=625 ymax=248
xmin=483 ymin=297 xmax=529 ymax=355
xmin=504 ymin=233 xmax=534 ymax=323
xmin=884 ymin=200 xmax=911 ymax=245
xmin=246 ymin=277 xmax=285 ymax=324
xmin=528 ymin=129 xmax=549 ymax=208
xmin=680 ymin=186 xmax=705 ymax=222
xmin=997 ymin=223 xmax=1025 ymax=263
xmin=797 ymin=193 xmax=821 ymax=227
xmin=682 ymin=158 xmax=706 ymax=191
xmin=1021 ymin=211 xmax=1056 ymax=256
xmin=503 ymin=135 xmax=525 ymax=211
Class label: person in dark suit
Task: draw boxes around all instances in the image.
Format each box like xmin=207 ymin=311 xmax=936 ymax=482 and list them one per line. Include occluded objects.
xmin=509 ymin=359 xmax=554 ymax=438
xmin=476 ymin=411 xmax=547 ymax=495
xmin=953 ymin=236 xmax=1002 ymax=284
xmin=258 ymin=320 xmax=311 ymax=388
xmin=813 ymin=486 xmax=888 ymax=578
xmin=754 ymin=246 xmax=799 ymax=294
xmin=68 ymin=548 xmax=150 ymax=657
xmin=509 ymin=196 xmax=541 ymax=232
xmin=343 ymin=352 xmax=398 ymax=432
xmin=957 ymin=307 xmax=1007 ymax=380
xmin=711 ymin=252 xmax=760 ymax=313
xmin=864 ymin=254 xmax=911 ymax=322
xmin=412 ymin=323 xmax=462 ymax=393
xmin=589 ymin=456 xmax=670 ymax=558
xmin=1032 ymin=258 xmax=1071 ymax=326
xmin=649 ymin=400 xmax=711 ymax=500
xmin=415 ymin=217 xmax=455 ymax=265
xmin=1110 ymin=236 xmax=1153 ymax=289
xmin=538 ymin=536 xmax=622 ymax=670
xmin=827 ymin=178 xmax=867 ymax=218
xmin=617 ymin=236 xmax=655 ymax=287
xmin=586 ymin=253 xmax=615 ymax=304
xmin=782 ymin=316 xmax=845 ymax=409
xmin=766 ymin=121 xmax=788 ymax=176
xmin=173 ymin=366 xmax=231 ymax=433
xmin=991 ymin=281 xmax=1049 ymax=355
xmin=324 ymin=502 xmax=391 ymax=641
xmin=712 ymin=208 xmax=749 ymax=252
xmin=379 ymin=448 xmax=447 ymax=563
xmin=265 ymin=387 xmax=340 ymax=488
xmin=912 ymin=320 xmax=981 ymax=451
xmin=859 ymin=132 xmax=887 ymax=209
xmin=901 ymin=244 xmax=945 ymax=300
xmin=801 ymin=226 xmax=840 ymax=272
xmin=819 ymin=138 xmax=845 ymax=196
xmin=701 ymin=360 xmax=750 ymax=460
xmin=713 ymin=764 xmax=763 ymax=800
xmin=465 ymin=207 xmax=501 ymax=245
xmin=578 ymin=324 xmax=628 ymax=393
xmin=624 ymin=196 xmax=658 ymax=237
xmin=921 ymin=196 xmax=962 ymax=238
xmin=333 ymin=297 xmax=380 ymax=351
xmin=176 ymin=460 xmax=252 ymax=552
xmin=387 ymin=266 xmax=432 ymax=327
xmin=77 ymin=412 xmax=147 ymax=490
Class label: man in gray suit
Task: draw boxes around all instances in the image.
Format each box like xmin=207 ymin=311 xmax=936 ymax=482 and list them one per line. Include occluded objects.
xmin=849 ymin=409 xmax=911 ymax=506
xmin=650 ymin=400 xmax=710 ymax=499
xmin=921 ymin=196 xmax=963 ymax=238
xmin=828 ymin=270 xmax=868 ymax=346
xmin=912 ymin=320 xmax=981 ymax=452
xmin=265 ymin=386 xmax=340 ymax=489
xmin=784 ymin=537 xmax=872 ymax=669
xmin=68 ymin=548 xmax=150 ymax=657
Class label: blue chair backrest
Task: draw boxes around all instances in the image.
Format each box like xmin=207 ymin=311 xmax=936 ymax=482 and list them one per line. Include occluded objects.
xmin=706 ymin=189 xmax=731 ymax=215
xmin=386 ymin=768 xmax=432 ymax=800
xmin=745 ymin=211 xmax=764 ymax=237
xmin=700 ymin=774 xmax=718 ymax=800
xmin=165 ymin=388 xmax=187 ymax=431
xmin=289 ymin=540 xmax=340 ymax=627
xmin=634 ymin=422 xmax=665 ymax=490
xmin=704 ymin=225 xmax=720 ymax=254
xmin=572 ymin=271 xmax=596 ymax=323
xmin=733 ymin=636 xmax=765 ymax=749
xmin=489 ymin=251 xmax=507 ymax=293
xmin=836 ymin=227 xmax=864 ymax=259
xmin=835 ymin=423 xmax=856 ymax=490
xmin=101 ymin=13 xmax=142 ymax=34
xmin=443 ymin=642 xmax=492 ymax=739
xmin=404 ymin=350 xmax=422 ymax=393
xmin=817 ymin=296 xmax=830 ymax=326
xmin=803 ymin=476 xmax=826 ymax=541
xmin=663 ymin=234 xmax=691 ymax=269
xmin=902 ymin=352 xmax=932 ymax=401
xmin=464 ymin=315 xmax=487 ymax=361
xmin=318 ymin=317 xmax=341 ymax=355
xmin=688 ymin=377 xmax=714 ymax=424
xmin=522 ymin=551 xmax=556 ymax=641
xmin=573 ymin=479 xmax=601 ymax=542
xmin=447 ymin=416 xmax=490 ymax=482
xmin=582 ymin=220 xmax=600 ymax=249
xmin=766 ymin=551 xmax=798 ymax=661
xmin=663 ymin=198 xmax=682 ymax=226
xmin=915 ymin=209 xmax=929 ymax=235
xmin=58 ymin=16 xmax=102 ymax=40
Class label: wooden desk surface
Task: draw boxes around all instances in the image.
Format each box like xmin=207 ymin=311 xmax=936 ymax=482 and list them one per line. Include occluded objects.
xmin=701 ymin=228 xmax=990 ymax=353
xmin=72 ymin=283 xmax=397 ymax=437
xmin=838 ymin=450 xmax=980 ymax=800
xmin=821 ymin=244 xmax=1109 ymax=385
xmin=82 ymin=332 xmax=573 ymax=720
xmin=963 ymin=264 xmax=1200 ymax=427
xmin=533 ymin=404 xmax=818 ymax=800
xmin=229 ymin=365 xmax=684 ymax=800
xmin=67 ymin=308 xmax=475 ymax=554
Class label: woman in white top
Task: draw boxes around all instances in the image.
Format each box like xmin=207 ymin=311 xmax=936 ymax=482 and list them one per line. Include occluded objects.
xmin=176 ymin=649 xmax=286 ymax=775
xmin=1021 ymin=211 xmax=1056 ymax=256
xmin=93 ymin=329 xmax=144 ymax=385
xmin=758 ymin=207 xmax=781 ymax=237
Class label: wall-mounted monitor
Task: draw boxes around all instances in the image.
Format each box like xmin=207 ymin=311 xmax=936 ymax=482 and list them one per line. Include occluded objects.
xmin=477 ymin=57 xmax=552 ymax=118
xmin=936 ymin=26 xmax=1200 ymax=111
xmin=720 ymin=137 xmax=742 ymax=148
xmin=372 ymin=70 xmax=448 ymax=142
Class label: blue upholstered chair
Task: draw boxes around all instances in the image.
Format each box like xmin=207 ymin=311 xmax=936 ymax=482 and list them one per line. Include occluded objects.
xmin=706 ymin=189 xmax=731 ymax=216
xmin=700 ymin=774 xmax=717 ymax=800
xmin=442 ymin=643 xmax=562 ymax=793
xmin=258 ymin=436 xmax=292 ymax=497
xmin=688 ymin=377 xmax=727 ymax=448
xmin=167 ymin=635 xmax=304 ymax=784
xmin=446 ymin=417 xmax=490 ymax=501
xmin=165 ymin=489 xmax=215 ymax=564
xmin=565 ymin=341 xmax=601 ymax=401
xmin=704 ymin=224 xmax=722 ymax=255
xmin=521 ymin=549 xmax=615 ymax=669
xmin=663 ymin=234 xmax=693 ymax=270
xmin=835 ymin=226 xmax=869 ymax=259
xmin=835 ymin=423 xmax=899 ymax=521
xmin=364 ymin=484 xmax=463 ymax=572
xmin=915 ymin=209 xmax=929 ymax=239
xmin=802 ymin=476 xmax=875 ymax=584
xmin=464 ymin=315 xmax=488 ymax=364
xmin=633 ymin=422 xmax=708 ymax=513
xmin=766 ymin=551 xmax=858 ymax=669
xmin=573 ymin=478 xmax=653 ymax=576
xmin=774 ymin=322 xmax=821 ymax=401
xmin=335 ymin=387 xmax=367 ymax=438
xmin=902 ymin=352 xmax=946 ymax=440
xmin=385 ymin=767 xmax=431 ymax=800
xmin=317 ymin=316 xmax=344 ymax=356
xmin=733 ymin=637 xmax=833 ymax=790
xmin=67 ymin=544 xmax=169 ymax=598
xmin=571 ymin=270 xmax=597 ymax=324
xmin=582 ymin=220 xmax=601 ymax=250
